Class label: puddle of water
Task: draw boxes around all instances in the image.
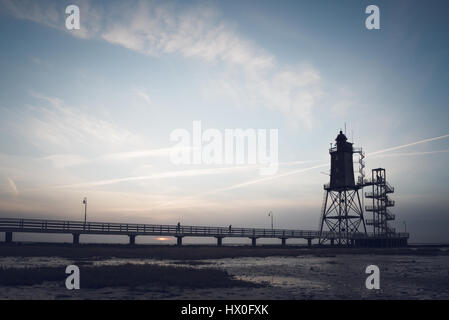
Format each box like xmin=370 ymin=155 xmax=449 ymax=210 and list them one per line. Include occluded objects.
xmin=0 ymin=256 xmax=72 ymax=269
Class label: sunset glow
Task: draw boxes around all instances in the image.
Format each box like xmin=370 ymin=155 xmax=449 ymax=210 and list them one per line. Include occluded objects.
xmin=156 ymin=237 xmax=171 ymax=241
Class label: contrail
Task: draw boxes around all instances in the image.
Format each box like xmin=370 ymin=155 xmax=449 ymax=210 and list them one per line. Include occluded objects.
xmin=53 ymin=160 xmax=318 ymax=189
xmin=52 ymin=133 xmax=449 ymax=192
xmin=367 ymin=134 xmax=449 ymax=156
xmin=371 ymin=149 xmax=449 ymax=158
xmin=150 ymin=163 xmax=329 ymax=210
xmin=201 ymin=163 xmax=328 ymax=195
xmin=55 ymin=165 xmax=258 ymax=189
xmin=151 ymin=133 xmax=449 ymax=209
xmin=206 ymin=133 xmax=449 ymax=195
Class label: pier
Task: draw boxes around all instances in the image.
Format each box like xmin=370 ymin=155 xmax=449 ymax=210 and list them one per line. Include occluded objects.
xmin=0 ymin=217 xmax=408 ymax=247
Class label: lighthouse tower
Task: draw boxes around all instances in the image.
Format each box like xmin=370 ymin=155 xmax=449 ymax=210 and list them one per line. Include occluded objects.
xmin=319 ymin=131 xmax=367 ymax=245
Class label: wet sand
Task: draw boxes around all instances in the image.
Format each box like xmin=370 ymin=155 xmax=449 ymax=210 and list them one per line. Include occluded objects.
xmin=0 ymin=243 xmax=444 ymax=260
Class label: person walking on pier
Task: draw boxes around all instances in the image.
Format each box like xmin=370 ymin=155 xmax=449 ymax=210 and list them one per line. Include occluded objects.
xmin=177 ymin=222 xmax=181 ymax=233
xmin=229 ymin=225 xmax=232 ymax=234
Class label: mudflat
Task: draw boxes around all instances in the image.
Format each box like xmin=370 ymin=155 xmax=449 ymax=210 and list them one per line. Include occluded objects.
xmin=0 ymin=243 xmax=444 ymax=260
xmin=1 ymin=243 xmax=448 ymax=300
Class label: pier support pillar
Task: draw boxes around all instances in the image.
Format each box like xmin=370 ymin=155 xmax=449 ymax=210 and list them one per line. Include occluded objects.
xmin=216 ymin=237 xmax=223 ymax=246
xmin=307 ymin=238 xmax=312 ymax=247
xmin=5 ymin=232 xmax=12 ymax=243
xmin=176 ymin=236 xmax=183 ymax=246
xmin=72 ymin=233 xmax=80 ymax=245
xmin=281 ymin=238 xmax=286 ymax=246
xmin=129 ymin=235 xmax=136 ymax=245
xmin=330 ymin=239 xmax=334 ymax=246
xmin=251 ymin=237 xmax=257 ymax=247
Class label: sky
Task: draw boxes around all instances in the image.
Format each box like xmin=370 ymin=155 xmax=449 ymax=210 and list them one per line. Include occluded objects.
xmin=0 ymin=0 xmax=448 ymax=244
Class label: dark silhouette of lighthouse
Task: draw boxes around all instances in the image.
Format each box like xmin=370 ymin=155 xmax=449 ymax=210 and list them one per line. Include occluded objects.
xmin=319 ymin=130 xmax=367 ymax=245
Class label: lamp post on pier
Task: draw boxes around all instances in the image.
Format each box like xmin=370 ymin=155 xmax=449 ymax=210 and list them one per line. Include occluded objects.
xmin=268 ymin=211 xmax=274 ymax=230
xmin=83 ymin=197 xmax=87 ymax=225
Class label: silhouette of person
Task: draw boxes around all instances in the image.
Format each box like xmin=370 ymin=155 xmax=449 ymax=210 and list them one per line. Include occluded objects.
xmin=177 ymin=222 xmax=181 ymax=232
xmin=229 ymin=225 xmax=232 ymax=233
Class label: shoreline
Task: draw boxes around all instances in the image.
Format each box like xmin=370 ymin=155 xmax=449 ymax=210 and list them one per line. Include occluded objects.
xmin=1 ymin=243 xmax=447 ymax=260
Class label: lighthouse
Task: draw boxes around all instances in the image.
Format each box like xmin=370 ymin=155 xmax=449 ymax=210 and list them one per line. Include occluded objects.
xmin=329 ymin=130 xmax=356 ymax=189
xmin=319 ymin=130 xmax=367 ymax=245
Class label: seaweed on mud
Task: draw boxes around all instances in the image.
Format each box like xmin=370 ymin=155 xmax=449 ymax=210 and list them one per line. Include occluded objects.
xmin=0 ymin=264 xmax=259 ymax=289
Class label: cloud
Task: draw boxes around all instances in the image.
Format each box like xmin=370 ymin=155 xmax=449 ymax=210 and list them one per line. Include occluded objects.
xmin=23 ymin=92 xmax=143 ymax=153
xmin=2 ymin=0 xmax=322 ymax=127
xmin=41 ymin=146 xmax=193 ymax=169
xmin=7 ymin=177 xmax=19 ymax=196
xmin=99 ymin=147 xmax=188 ymax=161
xmin=100 ymin=1 xmax=320 ymax=126
xmin=331 ymin=87 xmax=356 ymax=114
xmin=245 ymin=66 xmax=322 ymax=128
xmin=1 ymin=0 xmax=275 ymax=69
xmin=102 ymin=1 xmax=275 ymax=71
xmin=40 ymin=154 xmax=89 ymax=168
xmin=0 ymin=0 xmax=60 ymax=28
xmin=0 ymin=0 xmax=104 ymax=39
xmin=133 ymin=87 xmax=152 ymax=106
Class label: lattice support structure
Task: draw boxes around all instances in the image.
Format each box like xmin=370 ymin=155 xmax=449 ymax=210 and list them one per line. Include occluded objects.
xmin=319 ymin=188 xmax=366 ymax=245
